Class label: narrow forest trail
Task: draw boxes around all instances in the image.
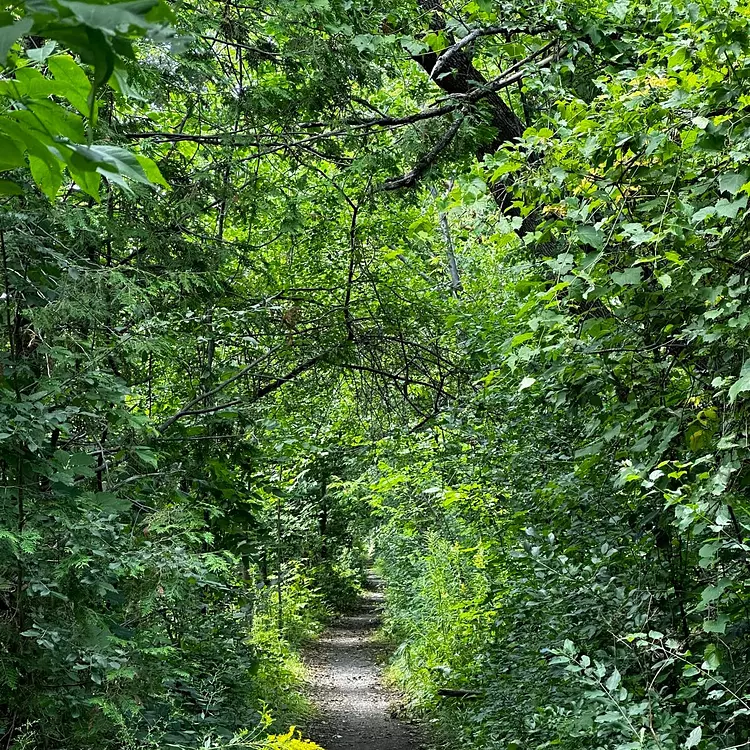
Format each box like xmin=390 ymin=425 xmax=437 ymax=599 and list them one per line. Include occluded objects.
xmin=303 ymin=575 xmax=424 ymax=750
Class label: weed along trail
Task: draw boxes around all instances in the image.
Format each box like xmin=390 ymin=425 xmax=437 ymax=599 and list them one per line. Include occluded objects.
xmin=303 ymin=575 xmax=423 ymax=750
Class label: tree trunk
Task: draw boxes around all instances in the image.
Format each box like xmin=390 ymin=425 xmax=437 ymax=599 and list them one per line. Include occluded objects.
xmin=413 ymin=0 xmax=526 ymax=213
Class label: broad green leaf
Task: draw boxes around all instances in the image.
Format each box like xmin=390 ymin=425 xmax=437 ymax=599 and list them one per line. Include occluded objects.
xmin=668 ymin=47 xmax=688 ymax=69
xmin=26 ymin=40 xmax=57 ymax=62
xmin=46 ymin=24 xmax=118 ymax=91
xmin=715 ymin=197 xmax=747 ymax=219
xmin=702 ymin=644 xmax=721 ymax=671
xmin=685 ymin=726 xmax=702 ymax=749
xmin=692 ymin=205 xmax=716 ymax=223
xmin=605 ymin=667 xmax=621 ymax=692
xmin=111 ymin=64 xmax=147 ymax=101
xmin=67 ymin=144 xmax=159 ymax=194
xmin=621 ymin=223 xmax=655 ymax=245
xmin=135 ymin=153 xmax=169 ymax=188
xmin=699 ymin=540 xmax=722 ymax=568
xmin=400 ymin=35 xmax=428 ymax=56
xmin=0 ymin=179 xmax=23 ymax=195
xmin=47 ymin=55 xmax=94 ymax=120
xmin=352 ymin=34 xmax=379 ymax=53
xmin=133 ymin=445 xmax=158 ymax=468
xmin=69 ymin=165 xmax=101 ymax=200
xmin=0 ymin=17 xmax=33 ymax=64
xmin=0 ymin=138 xmax=25 ymax=170
xmin=703 ymin=615 xmax=729 ymax=634
xmin=29 ymin=155 xmax=62 ymax=200
xmin=11 ymin=101 xmax=85 ymax=143
xmin=728 ymin=360 xmax=750 ymax=402
xmin=611 ymin=267 xmax=642 ymax=286
xmin=577 ymin=225 xmax=604 ymax=249
xmin=719 ymin=172 xmax=748 ymax=196
xmin=608 ymin=0 xmax=629 ymax=20
xmin=699 ymin=579 xmax=730 ymax=607
xmin=92 ymin=492 xmax=131 ymax=514
xmin=546 ymin=252 xmax=575 ymax=274
xmin=57 ymin=0 xmax=160 ymax=33
xmin=519 ymin=377 xmax=536 ymax=391
xmin=14 ymin=67 xmax=60 ymax=98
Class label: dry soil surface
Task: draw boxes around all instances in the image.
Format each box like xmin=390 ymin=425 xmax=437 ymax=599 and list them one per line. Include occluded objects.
xmin=303 ymin=578 xmax=424 ymax=750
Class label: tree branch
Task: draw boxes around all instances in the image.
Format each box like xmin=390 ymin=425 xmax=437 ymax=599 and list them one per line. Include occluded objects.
xmin=341 ymin=362 xmax=455 ymax=399
xmin=383 ymin=114 xmax=465 ymax=191
xmin=157 ymin=347 xmax=280 ymax=433
xmin=430 ymin=25 xmax=508 ymax=81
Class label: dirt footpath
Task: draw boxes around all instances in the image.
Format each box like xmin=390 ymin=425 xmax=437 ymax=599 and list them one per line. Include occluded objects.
xmin=303 ymin=578 xmax=424 ymax=750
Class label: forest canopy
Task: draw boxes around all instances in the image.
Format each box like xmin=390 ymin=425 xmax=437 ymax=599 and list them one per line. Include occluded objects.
xmin=2 ymin=0 xmax=750 ymax=748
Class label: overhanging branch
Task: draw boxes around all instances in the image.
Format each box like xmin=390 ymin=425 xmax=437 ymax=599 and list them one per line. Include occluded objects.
xmin=382 ymin=114 xmax=465 ymax=191
xmin=157 ymin=347 xmax=280 ymax=433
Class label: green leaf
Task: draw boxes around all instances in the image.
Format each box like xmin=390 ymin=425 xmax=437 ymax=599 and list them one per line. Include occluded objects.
xmin=692 ymin=205 xmax=716 ymax=223
xmin=351 ymin=34 xmax=378 ymax=53
xmin=29 ymin=154 xmax=62 ymax=200
xmin=0 ymin=138 xmax=25 ymax=171
xmin=70 ymin=167 xmax=101 ymax=200
xmin=14 ymin=67 xmax=60 ymax=97
xmin=611 ymin=267 xmax=642 ymax=286
xmin=702 ymin=644 xmax=721 ymax=671
xmin=703 ymin=615 xmax=729 ymax=634
xmin=728 ymin=360 xmax=750 ymax=402
xmin=715 ymin=197 xmax=747 ymax=219
xmin=133 ymin=445 xmax=158 ymax=468
xmin=700 ymin=579 xmax=730 ymax=608
xmin=699 ymin=540 xmax=722 ymax=568
xmin=621 ymin=222 xmax=655 ymax=245
xmin=577 ymin=225 xmax=604 ymax=249
xmin=135 ymin=153 xmax=169 ymax=188
xmin=56 ymin=0 xmax=161 ymax=36
xmin=608 ymin=0 xmax=629 ymax=20
xmin=47 ymin=55 xmax=94 ymax=120
xmin=605 ymin=667 xmax=621 ymax=692
xmin=68 ymin=144 xmax=152 ymax=192
xmin=110 ymin=64 xmax=146 ymax=100
xmin=400 ymin=36 xmax=428 ymax=56
xmin=519 ymin=376 xmax=536 ymax=391
xmin=546 ymin=252 xmax=575 ymax=275
xmin=26 ymin=40 xmax=57 ymax=63
xmin=93 ymin=492 xmax=130 ymax=514
xmin=719 ymin=172 xmax=748 ymax=196
xmin=685 ymin=726 xmax=702 ymax=749
xmin=11 ymin=100 xmax=86 ymax=143
xmin=0 ymin=17 xmax=33 ymax=65
xmin=0 ymin=179 xmax=23 ymax=195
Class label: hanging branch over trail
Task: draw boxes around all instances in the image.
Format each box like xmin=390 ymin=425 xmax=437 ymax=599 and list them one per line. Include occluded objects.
xmin=157 ymin=349 xmax=328 ymax=434
xmin=383 ymin=114 xmax=465 ymax=191
xmin=390 ymin=0 xmax=558 ymax=219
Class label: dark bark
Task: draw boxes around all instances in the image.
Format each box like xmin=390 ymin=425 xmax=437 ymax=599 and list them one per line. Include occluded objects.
xmin=410 ymin=0 xmax=526 ymax=212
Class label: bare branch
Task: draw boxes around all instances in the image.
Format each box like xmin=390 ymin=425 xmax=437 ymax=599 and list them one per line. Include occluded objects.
xmin=430 ymin=25 xmax=508 ymax=81
xmin=383 ymin=114 xmax=465 ymax=191
xmin=200 ymin=35 xmax=280 ymax=57
xmin=157 ymin=347 xmax=280 ymax=433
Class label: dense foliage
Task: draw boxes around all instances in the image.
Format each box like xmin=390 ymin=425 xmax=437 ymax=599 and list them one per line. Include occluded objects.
xmin=2 ymin=0 xmax=750 ymax=748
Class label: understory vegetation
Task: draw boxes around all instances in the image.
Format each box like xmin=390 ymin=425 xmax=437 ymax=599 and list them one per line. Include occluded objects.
xmin=2 ymin=0 xmax=750 ymax=748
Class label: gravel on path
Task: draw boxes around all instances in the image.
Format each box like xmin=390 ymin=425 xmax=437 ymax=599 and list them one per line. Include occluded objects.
xmin=303 ymin=577 xmax=424 ymax=750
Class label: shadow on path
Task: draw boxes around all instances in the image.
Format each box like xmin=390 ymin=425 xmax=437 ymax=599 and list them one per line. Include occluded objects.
xmin=303 ymin=574 xmax=423 ymax=750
